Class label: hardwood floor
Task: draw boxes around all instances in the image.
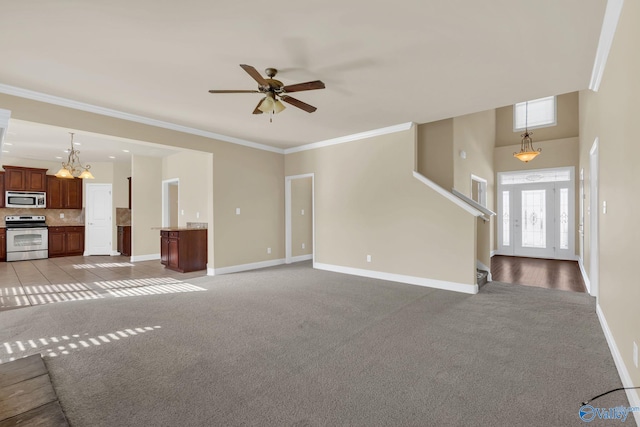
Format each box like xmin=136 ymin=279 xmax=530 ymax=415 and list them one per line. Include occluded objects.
xmin=490 ymin=255 xmax=586 ymax=293
xmin=0 ymin=354 xmax=69 ymax=426
xmin=0 ymin=255 xmax=208 ymax=311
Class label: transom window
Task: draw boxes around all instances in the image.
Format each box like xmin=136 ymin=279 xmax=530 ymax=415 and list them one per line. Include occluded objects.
xmin=514 ymin=96 xmax=556 ymax=131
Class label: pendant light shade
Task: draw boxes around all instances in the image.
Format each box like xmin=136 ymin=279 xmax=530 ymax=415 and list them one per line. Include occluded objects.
xmin=514 ymin=101 xmax=542 ymax=163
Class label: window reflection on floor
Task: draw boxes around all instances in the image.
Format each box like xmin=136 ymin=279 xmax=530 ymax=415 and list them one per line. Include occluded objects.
xmin=0 ymin=326 xmax=162 ymax=362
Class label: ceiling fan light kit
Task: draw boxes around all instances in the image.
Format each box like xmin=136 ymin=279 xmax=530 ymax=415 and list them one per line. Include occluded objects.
xmin=209 ymin=64 xmax=325 ymax=121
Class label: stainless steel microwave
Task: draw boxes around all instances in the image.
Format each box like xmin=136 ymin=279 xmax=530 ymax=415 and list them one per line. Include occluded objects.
xmin=5 ymin=191 xmax=47 ymax=208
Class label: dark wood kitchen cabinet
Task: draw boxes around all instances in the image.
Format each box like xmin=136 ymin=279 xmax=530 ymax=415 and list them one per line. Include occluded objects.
xmin=0 ymin=172 xmax=5 ymax=208
xmin=47 ymin=176 xmax=83 ymax=209
xmin=2 ymin=166 xmax=47 ymax=192
xmin=117 ymin=226 xmax=131 ymax=256
xmin=160 ymin=229 xmax=207 ymax=273
xmin=48 ymin=226 xmax=85 ymax=257
xmin=0 ymin=228 xmax=6 ymax=262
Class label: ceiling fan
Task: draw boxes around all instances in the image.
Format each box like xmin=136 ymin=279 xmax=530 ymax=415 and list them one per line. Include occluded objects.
xmin=208 ymin=64 xmax=325 ymax=118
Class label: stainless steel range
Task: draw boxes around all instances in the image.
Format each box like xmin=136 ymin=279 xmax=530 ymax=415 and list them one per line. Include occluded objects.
xmin=5 ymin=215 xmax=48 ymax=261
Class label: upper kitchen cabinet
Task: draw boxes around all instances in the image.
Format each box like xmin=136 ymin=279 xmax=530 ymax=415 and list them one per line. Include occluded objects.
xmin=3 ymin=166 xmax=48 ymax=192
xmin=0 ymin=171 xmax=5 ymax=208
xmin=47 ymin=175 xmax=83 ymax=209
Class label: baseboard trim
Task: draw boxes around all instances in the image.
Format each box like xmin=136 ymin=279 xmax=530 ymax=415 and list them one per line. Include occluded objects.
xmin=596 ymin=304 xmax=640 ymax=424
xmin=289 ymin=254 xmax=313 ymax=263
xmin=314 ymin=263 xmax=478 ymax=294
xmin=130 ymin=253 xmax=161 ymax=262
xmin=578 ymin=256 xmax=591 ymax=294
xmin=490 ymin=250 xmax=497 ymax=258
xmin=110 ymin=251 xmax=121 ymax=256
xmin=215 ymin=259 xmax=286 ymax=275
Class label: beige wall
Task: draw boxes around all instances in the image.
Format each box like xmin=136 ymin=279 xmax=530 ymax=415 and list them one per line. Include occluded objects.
xmin=162 ymin=150 xmax=213 ymax=227
xmin=0 ymin=94 xmax=284 ymax=269
xmin=416 ymin=119 xmax=454 ymax=190
xmin=495 ymin=91 xmax=579 ymax=147
xmin=494 ymin=137 xmax=579 ymax=173
xmin=285 ymin=128 xmax=477 ymax=286
xmin=291 ymin=177 xmax=312 ymax=258
xmin=579 ymin=1 xmax=640 ymax=387
xmin=113 ymin=162 xmax=131 ymax=209
xmin=131 ymin=155 xmax=162 ymax=257
xmin=453 ymin=109 xmax=496 ymax=264
xmin=169 ymin=184 xmax=178 ymax=228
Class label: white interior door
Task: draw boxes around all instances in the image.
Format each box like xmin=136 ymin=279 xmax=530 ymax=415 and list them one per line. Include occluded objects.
xmin=85 ymin=184 xmax=113 ymax=255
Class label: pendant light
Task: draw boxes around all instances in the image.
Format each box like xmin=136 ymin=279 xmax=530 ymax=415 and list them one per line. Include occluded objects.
xmin=513 ymin=101 xmax=542 ymax=163
xmin=55 ymin=132 xmax=95 ymax=179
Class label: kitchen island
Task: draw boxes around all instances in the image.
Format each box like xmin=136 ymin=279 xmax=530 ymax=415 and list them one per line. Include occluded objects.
xmin=159 ymin=228 xmax=207 ymax=273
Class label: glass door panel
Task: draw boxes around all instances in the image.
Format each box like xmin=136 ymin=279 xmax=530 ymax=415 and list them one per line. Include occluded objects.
xmin=521 ymin=189 xmax=547 ymax=249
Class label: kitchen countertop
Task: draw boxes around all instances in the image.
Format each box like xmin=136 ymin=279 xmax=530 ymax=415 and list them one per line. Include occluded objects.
xmin=156 ymin=227 xmax=207 ymax=231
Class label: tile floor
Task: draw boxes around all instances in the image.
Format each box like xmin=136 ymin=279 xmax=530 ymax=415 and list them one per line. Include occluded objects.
xmin=0 ymin=256 xmax=208 ymax=311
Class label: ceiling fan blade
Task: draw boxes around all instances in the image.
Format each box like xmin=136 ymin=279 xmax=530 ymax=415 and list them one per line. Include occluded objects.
xmin=282 ymin=80 xmax=325 ymax=93
xmin=253 ymin=98 xmax=265 ymax=114
xmin=240 ymin=64 xmax=269 ymax=86
xmin=280 ymin=95 xmax=317 ymax=113
xmin=208 ymin=90 xmax=260 ymax=93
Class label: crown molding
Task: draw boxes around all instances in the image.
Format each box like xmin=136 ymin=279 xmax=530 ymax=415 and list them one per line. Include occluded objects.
xmin=0 ymin=83 xmax=416 ymax=156
xmin=0 ymin=83 xmax=284 ymax=154
xmin=589 ymin=0 xmax=624 ymax=92
xmin=283 ymin=122 xmax=415 ymax=154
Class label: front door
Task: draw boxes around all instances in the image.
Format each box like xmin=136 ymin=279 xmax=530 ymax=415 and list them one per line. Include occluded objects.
xmin=498 ymin=168 xmax=574 ymax=260
xmin=85 ymin=184 xmax=113 ymax=255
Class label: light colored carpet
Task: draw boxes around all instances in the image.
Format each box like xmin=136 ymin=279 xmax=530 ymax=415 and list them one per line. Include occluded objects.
xmin=0 ymin=261 xmax=628 ymax=426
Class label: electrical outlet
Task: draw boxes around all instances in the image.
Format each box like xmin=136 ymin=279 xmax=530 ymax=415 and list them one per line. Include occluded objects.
xmin=59 ymin=213 xmax=64 ymax=219
xmin=634 ymin=342 xmax=638 ymax=368
xmin=236 ymin=208 xmax=241 ymax=215
xmin=602 ymin=201 xmax=607 ymax=214
xmin=301 ymin=209 xmax=305 ymax=215
xmin=366 ymin=255 xmax=372 ymax=263
xmin=301 ymin=243 xmax=305 ymax=249
xmin=196 ymin=212 xmax=200 ymax=219
xmin=267 ymin=247 xmax=271 ymax=254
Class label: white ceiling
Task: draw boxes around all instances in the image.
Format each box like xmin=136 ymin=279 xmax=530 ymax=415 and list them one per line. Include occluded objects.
xmin=0 ymin=0 xmax=607 ymax=159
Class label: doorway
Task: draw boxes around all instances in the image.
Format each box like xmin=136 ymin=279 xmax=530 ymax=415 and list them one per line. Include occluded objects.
xmin=85 ymin=184 xmax=113 ymax=255
xmin=162 ymin=179 xmax=179 ymax=228
xmin=285 ymin=174 xmax=314 ymax=264
xmin=471 ymin=174 xmax=487 ymax=207
xmin=497 ymin=167 xmax=575 ymax=260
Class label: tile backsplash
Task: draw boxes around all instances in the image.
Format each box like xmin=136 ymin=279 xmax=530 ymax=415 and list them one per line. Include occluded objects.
xmin=0 ymin=208 xmax=84 ymax=226
xmin=186 ymin=222 xmax=208 ymax=229
xmin=116 ymin=208 xmax=131 ymax=226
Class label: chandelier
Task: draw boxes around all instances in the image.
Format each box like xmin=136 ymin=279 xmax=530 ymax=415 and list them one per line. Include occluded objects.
xmin=55 ymin=133 xmax=95 ymax=179
xmin=513 ymin=101 xmax=542 ymax=163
